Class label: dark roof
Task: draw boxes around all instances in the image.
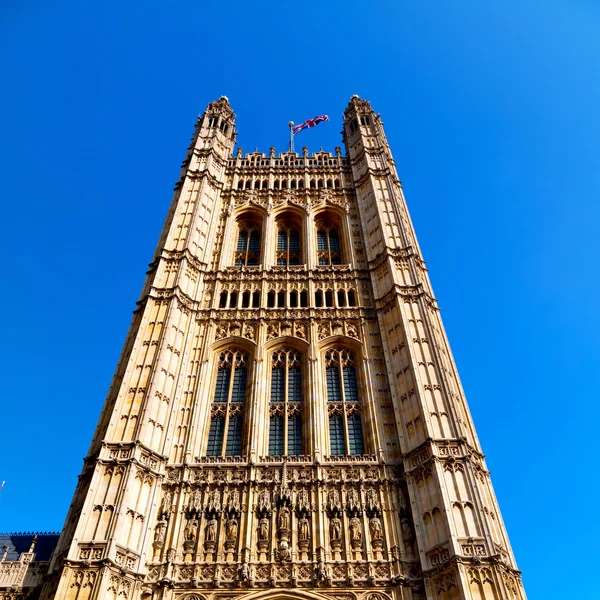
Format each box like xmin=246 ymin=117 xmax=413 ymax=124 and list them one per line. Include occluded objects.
xmin=0 ymin=533 xmax=59 ymax=561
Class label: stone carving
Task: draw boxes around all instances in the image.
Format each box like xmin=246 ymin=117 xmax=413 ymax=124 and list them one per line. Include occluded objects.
xmin=188 ymin=488 xmax=202 ymax=515
xmin=330 ymin=516 xmax=342 ymax=545
xmin=327 ymin=489 xmax=342 ymax=515
xmin=277 ymin=505 xmax=290 ymax=531
xmin=258 ymin=517 xmax=269 ymax=542
xmin=346 ymin=488 xmax=361 ymax=515
xmin=298 ymin=516 xmax=310 ymax=541
xmin=369 ymin=516 xmax=383 ymax=549
xmin=225 ymin=489 xmax=241 ymax=516
xmin=204 ymin=517 xmax=217 ymax=551
xmin=257 ymin=489 xmax=271 ymax=516
xmin=184 ymin=518 xmax=198 ymax=542
xmin=159 ymin=489 xmax=173 ymax=516
xmin=206 ymin=490 xmax=221 ymax=514
xmin=225 ymin=517 xmax=238 ymax=542
xmin=365 ymin=488 xmax=381 ymax=516
xmin=154 ymin=517 xmax=167 ymax=547
xmin=349 ymin=517 xmax=362 ymax=548
xmin=296 ymin=489 xmax=310 ymax=514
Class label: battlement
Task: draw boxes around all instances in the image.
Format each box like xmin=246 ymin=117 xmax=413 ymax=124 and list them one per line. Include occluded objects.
xmin=227 ymin=147 xmax=350 ymax=169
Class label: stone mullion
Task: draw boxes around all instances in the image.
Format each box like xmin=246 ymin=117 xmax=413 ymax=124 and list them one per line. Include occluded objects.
xmin=263 ymin=208 xmax=276 ymax=270
xmin=338 ymin=362 xmax=351 ymax=454
xmin=248 ymin=341 xmax=267 ymax=461
xmin=283 ymin=361 xmax=289 ymax=455
xmin=308 ymin=333 xmax=326 ymax=460
xmin=220 ymin=359 xmax=236 ymax=457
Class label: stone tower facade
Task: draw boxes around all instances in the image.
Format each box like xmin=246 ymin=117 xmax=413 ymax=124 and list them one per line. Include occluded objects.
xmin=36 ymin=96 xmax=526 ymax=600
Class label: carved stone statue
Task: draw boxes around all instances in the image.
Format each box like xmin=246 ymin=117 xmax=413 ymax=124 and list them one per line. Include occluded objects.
xmin=226 ymin=517 xmax=238 ymax=542
xmin=258 ymin=517 xmax=269 ymax=541
xmin=239 ymin=562 xmax=250 ymax=582
xmin=298 ymin=516 xmax=310 ymax=541
xmin=278 ymin=506 xmax=290 ymax=531
xmin=349 ymin=517 xmax=362 ymax=542
xmin=160 ymin=489 xmax=173 ymax=515
xmin=330 ymin=516 xmax=342 ymax=541
xmin=184 ymin=518 xmax=198 ymax=542
xmin=206 ymin=517 xmax=217 ymax=542
xmin=369 ymin=516 xmax=383 ymax=541
xmin=154 ymin=517 xmax=167 ymax=544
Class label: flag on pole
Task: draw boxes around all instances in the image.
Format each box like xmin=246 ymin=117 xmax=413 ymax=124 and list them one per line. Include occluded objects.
xmin=293 ymin=115 xmax=329 ymax=135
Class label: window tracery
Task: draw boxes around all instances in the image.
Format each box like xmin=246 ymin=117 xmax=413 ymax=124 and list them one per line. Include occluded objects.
xmin=316 ymin=219 xmax=343 ymax=265
xmin=235 ymin=220 xmax=261 ymax=266
xmin=325 ymin=348 xmax=364 ymax=456
xmin=206 ymin=349 xmax=249 ymax=457
xmin=269 ymin=348 xmax=303 ymax=456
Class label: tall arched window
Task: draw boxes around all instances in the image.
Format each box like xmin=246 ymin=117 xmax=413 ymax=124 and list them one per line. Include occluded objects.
xmin=269 ymin=348 xmax=303 ymax=456
xmin=276 ymin=213 xmax=302 ymax=266
xmin=235 ymin=219 xmax=262 ymax=266
xmin=325 ymin=348 xmax=364 ymax=456
xmin=316 ymin=219 xmax=343 ymax=265
xmin=206 ymin=349 xmax=249 ymax=457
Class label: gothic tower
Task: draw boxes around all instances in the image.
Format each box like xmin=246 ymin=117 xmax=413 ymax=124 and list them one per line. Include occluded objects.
xmin=36 ymin=96 xmax=526 ymax=600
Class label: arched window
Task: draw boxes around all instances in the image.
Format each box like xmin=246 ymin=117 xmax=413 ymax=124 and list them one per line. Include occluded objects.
xmin=325 ymin=348 xmax=364 ymax=456
xmin=276 ymin=213 xmax=302 ymax=266
xmin=235 ymin=220 xmax=262 ymax=266
xmin=316 ymin=219 xmax=343 ymax=265
xmin=347 ymin=290 xmax=356 ymax=307
xmin=206 ymin=349 xmax=249 ymax=457
xmin=269 ymin=348 xmax=303 ymax=456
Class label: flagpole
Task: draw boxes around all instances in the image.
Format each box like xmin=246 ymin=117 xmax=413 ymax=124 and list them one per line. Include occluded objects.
xmin=288 ymin=121 xmax=294 ymax=153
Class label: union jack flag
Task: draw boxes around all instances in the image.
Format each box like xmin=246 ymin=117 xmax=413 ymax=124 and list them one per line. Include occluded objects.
xmin=293 ymin=115 xmax=329 ymax=135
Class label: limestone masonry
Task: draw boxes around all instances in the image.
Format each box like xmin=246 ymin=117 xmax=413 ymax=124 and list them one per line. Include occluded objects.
xmin=1 ymin=96 xmax=526 ymax=600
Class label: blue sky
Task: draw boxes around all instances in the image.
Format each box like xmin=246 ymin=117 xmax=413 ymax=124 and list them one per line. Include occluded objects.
xmin=1 ymin=2 xmax=599 ymax=598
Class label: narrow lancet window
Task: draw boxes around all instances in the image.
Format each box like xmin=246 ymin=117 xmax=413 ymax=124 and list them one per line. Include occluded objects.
xmin=317 ymin=221 xmax=342 ymax=265
xmin=325 ymin=348 xmax=364 ymax=456
xmin=206 ymin=349 xmax=249 ymax=457
xmin=235 ymin=221 xmax=261 ymax=266
xmin=268 ymin=348 xmax=303 ymax=456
